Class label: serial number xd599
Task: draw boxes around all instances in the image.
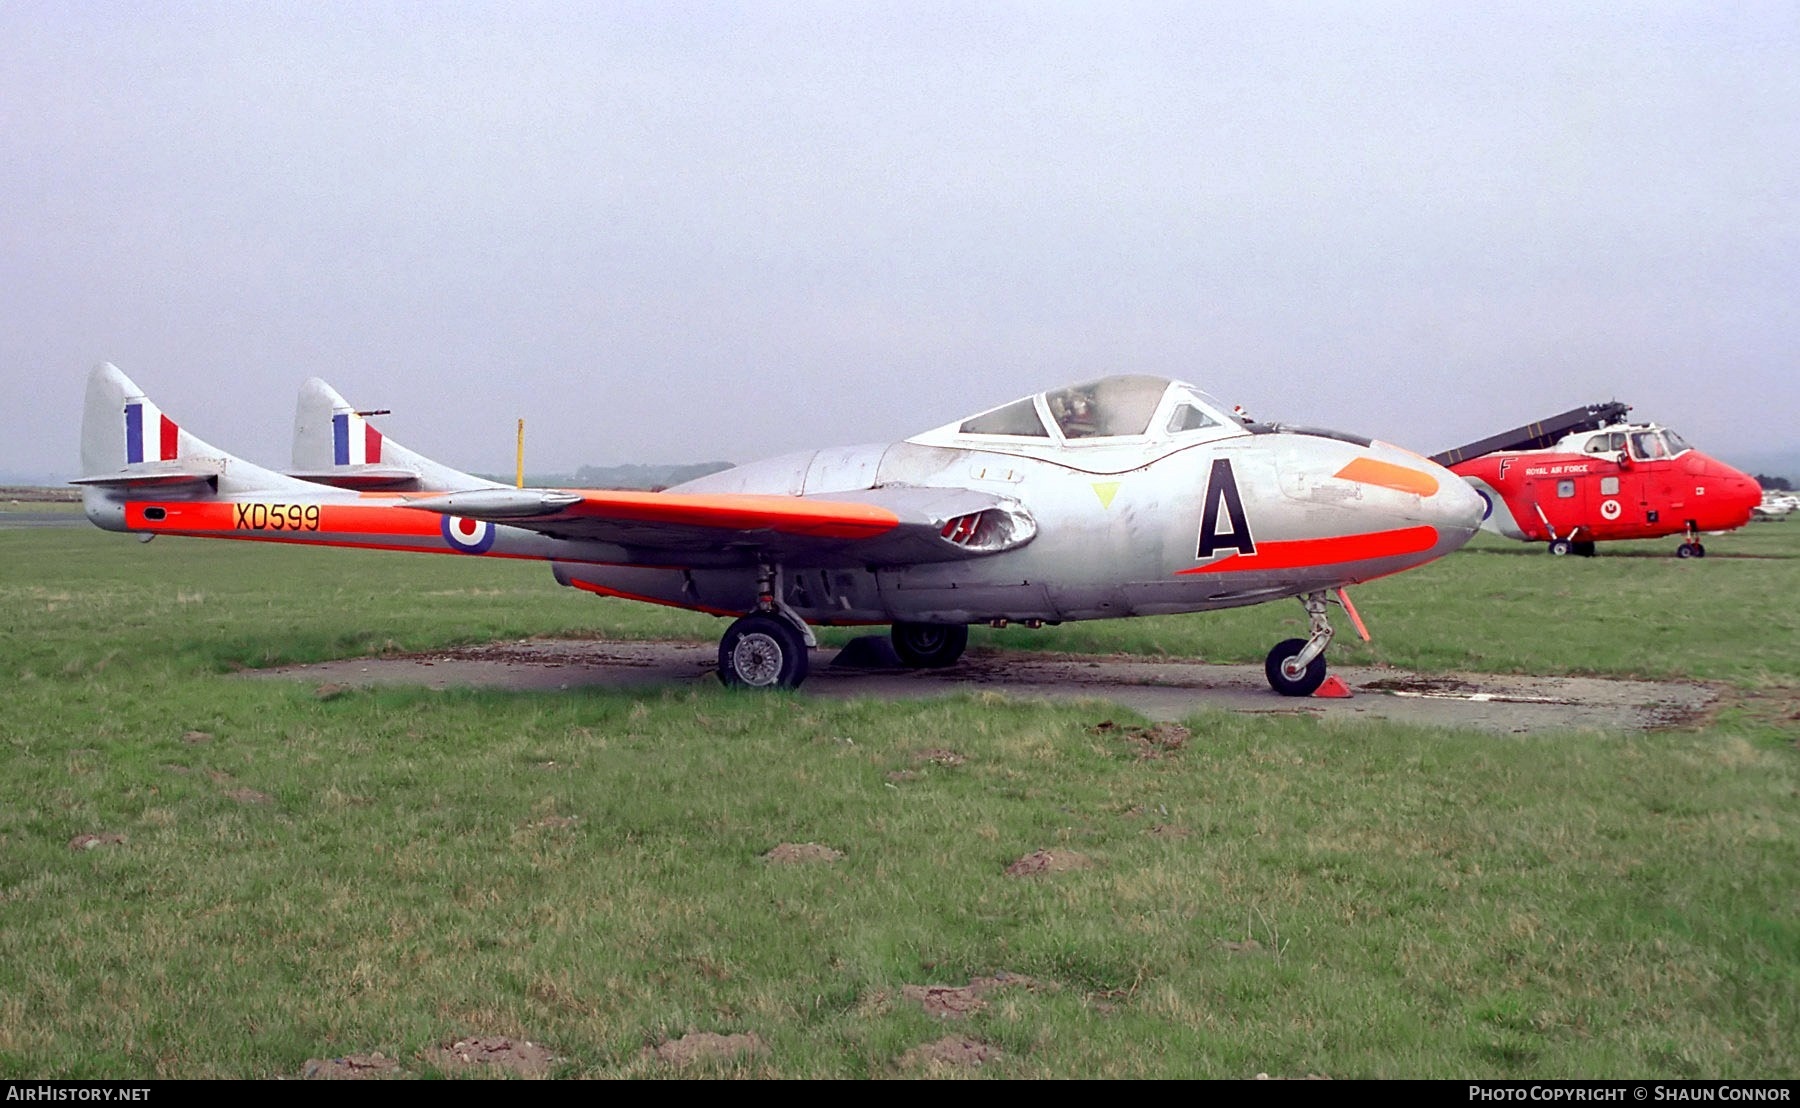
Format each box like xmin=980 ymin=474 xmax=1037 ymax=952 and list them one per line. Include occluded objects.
xmin=233 ymin=503 xmax=321 ymax=531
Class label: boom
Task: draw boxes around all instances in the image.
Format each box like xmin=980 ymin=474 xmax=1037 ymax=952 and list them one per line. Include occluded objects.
xmin=1429 ymin=401 xmax=1632 ymax=467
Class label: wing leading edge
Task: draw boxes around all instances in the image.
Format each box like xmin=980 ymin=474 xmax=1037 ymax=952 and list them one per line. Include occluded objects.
xmin=405 ymin=485 xmax=1037 ymax=566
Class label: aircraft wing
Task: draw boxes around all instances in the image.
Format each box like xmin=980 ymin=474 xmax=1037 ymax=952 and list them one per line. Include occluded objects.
xmin=403 ymin=485 xmax=1037 ymax=566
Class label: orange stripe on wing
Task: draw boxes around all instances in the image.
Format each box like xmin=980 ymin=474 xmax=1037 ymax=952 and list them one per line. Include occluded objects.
xmin=1332 ymin=457 xmax=1440 ymax=497
xmin=557 ymin=490 xmax=899 ymax=540
xmin=1178 ymin=525 xmax=1440 ymax=574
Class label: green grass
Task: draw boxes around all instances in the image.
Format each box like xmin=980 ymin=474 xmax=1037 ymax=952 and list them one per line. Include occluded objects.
xmin=1 ymin=524 xmax=1796 ymax=1077
xmin=970 ymin=526 xmax=1800 ymax=688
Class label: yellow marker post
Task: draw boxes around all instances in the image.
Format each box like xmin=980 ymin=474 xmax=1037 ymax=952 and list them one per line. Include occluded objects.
xmin=516 ymin=419 xmax=525 ymax=488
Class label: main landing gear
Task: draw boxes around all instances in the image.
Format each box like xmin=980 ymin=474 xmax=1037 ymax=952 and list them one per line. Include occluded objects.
xmin=1264 ymin=590 xmax=1335 ymax=697
xmin=1547 ymin=538 xmax=1597 ymax=557
xmin=717 ymin=564 xmax=816 ymax=690
xmin=715 ymin=565 xmax=975 ymax=689
xmin=1676 ymin=524 xmax=1705 ymax=559
xmin=890 ymin=621 xmax=969 ymax=668
xmin=718 ymin=612 xmax=810 ymax=689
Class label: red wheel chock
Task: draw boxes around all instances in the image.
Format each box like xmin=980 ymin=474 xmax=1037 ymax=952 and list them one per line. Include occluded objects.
xmin=1312 ymin=675 xmax=1353 ymax=698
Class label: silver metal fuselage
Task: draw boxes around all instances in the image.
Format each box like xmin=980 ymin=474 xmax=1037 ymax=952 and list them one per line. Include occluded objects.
xmin=551 ymin=431 xmax=1484 ymax=625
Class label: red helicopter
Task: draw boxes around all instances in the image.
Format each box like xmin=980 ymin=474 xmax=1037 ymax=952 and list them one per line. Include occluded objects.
xmin=1432 ymin=402 xmax=1762 ymax=557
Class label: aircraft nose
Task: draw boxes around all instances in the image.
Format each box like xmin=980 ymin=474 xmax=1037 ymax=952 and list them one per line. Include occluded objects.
xmin=1280 ymin=442 xmax=1485 ymax=566
xmin=1712 ymin=458 xmax=1764 ymax=522
xmin=1404 ymin=455 xmax=1485 ymax=558
xmin=1431 ymin=464 xmax=1487 ymax=538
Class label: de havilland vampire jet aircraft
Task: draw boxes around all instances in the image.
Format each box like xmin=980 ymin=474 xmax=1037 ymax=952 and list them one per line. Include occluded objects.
xmin=77 ymin=363 xmax=1484 ymax=696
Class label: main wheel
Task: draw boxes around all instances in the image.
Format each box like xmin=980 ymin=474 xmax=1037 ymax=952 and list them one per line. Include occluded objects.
xmin=890 ymin=622 xmax=969 ymax=668
xmin=1547 ymin=539 xmax=1573 ymax=556
xmin=1265 ymin=638 xmax=1327 ymax=698
xmin=718 ymin=613 xmax=809 ymax=689
xmin=1676 ymin=542 xmax=1698 ymax=559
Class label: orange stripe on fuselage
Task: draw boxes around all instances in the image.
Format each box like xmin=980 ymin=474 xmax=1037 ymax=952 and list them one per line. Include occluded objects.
xmin=566 ymin=578 xmax=745 ymax=617
xmin=1178 ymin=525 xmax=1440 ymax=575
xmin=128 ymin=501 xmax=445 ymax=537
xmin=1332 ymin=457 xmax=1439 ymax=497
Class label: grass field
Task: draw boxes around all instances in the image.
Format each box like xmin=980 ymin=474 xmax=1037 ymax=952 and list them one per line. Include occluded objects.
xmin=1 ymin=520 xmax=1795 ymax=1078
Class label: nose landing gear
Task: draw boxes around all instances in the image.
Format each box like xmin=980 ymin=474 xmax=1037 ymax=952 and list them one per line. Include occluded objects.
xmin=1675 ymin=523 xmax=1706 ymax=559
xmin=1264 ymin=590 xmax=1335 ymax=697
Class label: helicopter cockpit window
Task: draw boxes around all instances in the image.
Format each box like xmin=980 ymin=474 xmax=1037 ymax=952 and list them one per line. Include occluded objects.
xmin=1044 ymin=375 xmax=1167 ymax=439
xmin=1662 ymin=428 xmax=1692 ymax=455
xmin=959 ymin=397 xmax=1051 ymax=437
xmin=1585 ymin=432 xmax=1627 ymax=454
xmin=1630 ymin=431 xmax=1668 ymax=460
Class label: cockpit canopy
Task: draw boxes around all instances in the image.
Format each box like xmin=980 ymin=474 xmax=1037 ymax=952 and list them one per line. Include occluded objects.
xmin=938 ymin=375 xmax=1248 ymax=445
xmin=1578 ymin=425 xmax=1692 ymax=461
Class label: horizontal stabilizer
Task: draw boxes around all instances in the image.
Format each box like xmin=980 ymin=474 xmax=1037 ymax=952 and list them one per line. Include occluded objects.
xmin=70 ymin=464 xmax=223 ymax=490
xmin=286 ymin=467 xmax=425 ymax=490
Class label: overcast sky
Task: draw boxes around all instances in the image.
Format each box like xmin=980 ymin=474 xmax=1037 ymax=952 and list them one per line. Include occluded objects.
xmin=4 ymin=2 xmax=1796 ymax=480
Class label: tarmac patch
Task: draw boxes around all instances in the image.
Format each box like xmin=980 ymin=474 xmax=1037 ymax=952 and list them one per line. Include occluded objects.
xmin=245 ymin=639 xmax=1721 ymax=736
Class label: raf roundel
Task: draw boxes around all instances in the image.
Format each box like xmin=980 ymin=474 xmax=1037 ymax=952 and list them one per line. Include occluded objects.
xmin=440 ymin=514 xmax=496 ymax=554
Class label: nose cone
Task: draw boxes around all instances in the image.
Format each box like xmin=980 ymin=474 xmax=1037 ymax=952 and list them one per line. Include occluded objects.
xmin=1272 ymin=438 xmax=1486 ymax=580
xmin=1428 ymin=463 xmax=1487 ymax=548
xmin=1701 ymin=454 xmax=1763 ymax=529
xmin=1325 ymin=444 xmax=1484 ymax=550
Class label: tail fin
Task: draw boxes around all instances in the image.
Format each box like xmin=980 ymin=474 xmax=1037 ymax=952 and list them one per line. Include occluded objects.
xmin=76 ymin=363 xmax=225 ymax=490
xmin=75 ymin=363 xmax=319 ymax=531
xmin=290 ymin=377 xmax=499 ymax=492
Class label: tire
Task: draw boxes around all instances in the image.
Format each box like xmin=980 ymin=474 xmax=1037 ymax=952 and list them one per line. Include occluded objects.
xmin=1547 ymin=539 xmax=1573 ymax=556
xmin=1695 ymin=543 xmax=1706 ymax=558
xmin=1676 ymin=543 xmax=1697 ymax=559
xmin=718 ymin=613 xmax=809 ymax=689
xmin=1265 ymin=638 xmax=1327 ymax=698
xmin=890 ymin=622 xmax=969 ymax=668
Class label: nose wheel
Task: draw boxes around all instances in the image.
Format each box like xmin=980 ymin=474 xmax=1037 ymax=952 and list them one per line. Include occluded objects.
xmin=1264 ymin=591 xmax=1335 ymax=697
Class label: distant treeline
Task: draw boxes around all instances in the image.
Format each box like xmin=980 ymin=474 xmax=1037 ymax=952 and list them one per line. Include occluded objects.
xmin=1756 ymin=474 xmax=1793 ymax=492
xmin=474 ymin=461 xmax=736 ymax=490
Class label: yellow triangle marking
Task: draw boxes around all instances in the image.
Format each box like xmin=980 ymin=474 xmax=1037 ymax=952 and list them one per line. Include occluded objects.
xmin=1092 ymin=481 xmax=1120 ymax=510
